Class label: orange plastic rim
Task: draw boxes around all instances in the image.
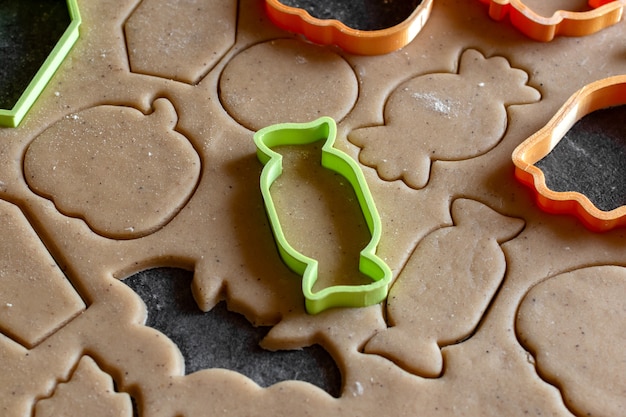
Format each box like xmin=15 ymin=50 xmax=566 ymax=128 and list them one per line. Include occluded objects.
xmin=478 ymin=0 xmax=625 ymax=41
xmin=264 ymin=0 xmax=434 ymax=55
xmin=512 ymin=75 xmax=626 ymax=232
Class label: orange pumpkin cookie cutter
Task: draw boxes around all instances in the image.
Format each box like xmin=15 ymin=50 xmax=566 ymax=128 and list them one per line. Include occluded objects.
xmin=478 ymin=0 xmax=625 ymax=41
xmin=264 ymin=0 xmax=434 ymax=55
xmin=512 ymin=75 xmax=626 ymax=232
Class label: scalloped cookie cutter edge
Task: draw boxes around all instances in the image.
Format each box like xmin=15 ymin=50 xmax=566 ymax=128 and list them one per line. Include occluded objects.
xmin=264 ymin=0 xmax=434 ymax=55
xmin=478 ymin=0 xmax=625 ymax=41
xmin=512 ymin=74 xmax=626 ymax=232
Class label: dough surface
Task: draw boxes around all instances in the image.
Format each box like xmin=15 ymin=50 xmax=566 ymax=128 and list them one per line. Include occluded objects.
xmin=0 ymin=0 xmax=624 ymax=416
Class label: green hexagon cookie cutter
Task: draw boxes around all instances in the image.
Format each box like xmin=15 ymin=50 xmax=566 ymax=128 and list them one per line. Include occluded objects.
xmin=0 ymin=0 xmax=81 ymax=128
xmin=254 ymin=116 xmax=392 ymax=314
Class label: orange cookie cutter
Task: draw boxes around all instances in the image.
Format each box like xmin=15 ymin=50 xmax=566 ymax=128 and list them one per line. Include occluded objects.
xmin=512 ymin=75 xmax=626 ymax=232
xmin=264 ymin=0 xmax=434 ymax=55
xmin=478 ymin=0 xmax=625 ymax=41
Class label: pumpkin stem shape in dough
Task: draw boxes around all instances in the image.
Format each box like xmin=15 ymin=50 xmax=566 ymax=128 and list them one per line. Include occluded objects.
xmin=23 ymin=98 xmax=201 ymax=239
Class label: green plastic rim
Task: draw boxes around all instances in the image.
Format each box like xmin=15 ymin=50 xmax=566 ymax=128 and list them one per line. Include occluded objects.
xmin=0 ymin=0 xmax=81 ymax=128
xmin=254 ymin=116 xmax=392 ymax=314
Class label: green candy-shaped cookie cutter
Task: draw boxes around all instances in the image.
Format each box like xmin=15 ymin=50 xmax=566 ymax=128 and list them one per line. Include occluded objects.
xmin=254 ymin=116 xmax=392 ymax=314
